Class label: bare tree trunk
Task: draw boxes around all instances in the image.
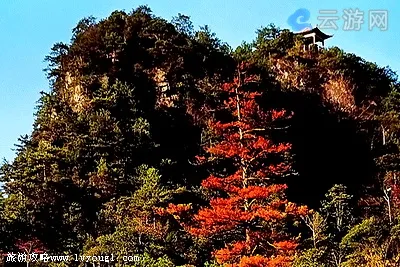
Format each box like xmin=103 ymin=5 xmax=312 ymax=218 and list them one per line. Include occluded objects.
xmin=384 ymin=187 xmax=392 ymax=224
xmin=382 ymin=125 xmax=386 ymax=145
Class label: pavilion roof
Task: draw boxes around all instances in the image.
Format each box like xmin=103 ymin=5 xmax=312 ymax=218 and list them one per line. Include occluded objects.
xmin=295 ymin=27 xmax=333 ymax=40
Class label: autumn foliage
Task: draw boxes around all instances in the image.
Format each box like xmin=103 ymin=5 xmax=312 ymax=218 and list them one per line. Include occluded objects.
xmin=168 ymin=63 xmax=308 ymax=266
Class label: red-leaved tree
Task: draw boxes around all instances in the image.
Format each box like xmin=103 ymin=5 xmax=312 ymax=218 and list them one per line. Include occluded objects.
xmin=166 ymin=63 xmax=308 ymax=267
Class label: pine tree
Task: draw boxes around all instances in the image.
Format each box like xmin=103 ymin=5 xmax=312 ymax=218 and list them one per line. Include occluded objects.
xmin=167 ymin=63 xmax=307 ymax=266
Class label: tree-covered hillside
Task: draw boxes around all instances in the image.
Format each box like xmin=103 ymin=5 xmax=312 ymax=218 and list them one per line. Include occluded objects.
xmin=1 ymin=5 xmax=400 ymax=267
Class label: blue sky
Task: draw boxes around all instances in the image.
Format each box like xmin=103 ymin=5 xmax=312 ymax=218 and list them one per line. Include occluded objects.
xmin=0 ymin=0 xmax=399 ymax=162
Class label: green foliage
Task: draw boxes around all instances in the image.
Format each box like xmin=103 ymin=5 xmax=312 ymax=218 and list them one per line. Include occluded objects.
xmin=375 ymin=88 xmax=400 ymax=171
xmin=339 ymin=217 xmax=388 ymax=266
xmin=296 ymin=185 xmax=356 ymax=266
xmin=233 ymin=41 xmax=253 ymax=62
xmin=195 ymin=25 xmax=231 ymax=54
xmin=293 ymin=248 xmax=327 ymax=267
xmin=134 ymin=253 xmax=175 ymax=267
xmin=253 ymin=24 xmax=296 ymax=59
xmin=132 ymin=165 xmax=181 ymax=210
xmin=204 ymin=260 xmax=224 ymax=267
xmin=171 ymin=13 xmax=194 ymax=37
xmin=84 ymin=164 xmax=188 ymax=265
xmin=254 ymin=23 xmax=281 ymax=46
xmin=302 ymin=210 xmax=327 ymax=248
xmin=321 ymin=184 xmax=354 ymax=234
xmin=340 ymin=217 xmax=377 ymax=249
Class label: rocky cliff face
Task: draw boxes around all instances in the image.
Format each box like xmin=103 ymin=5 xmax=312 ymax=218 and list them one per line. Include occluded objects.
xmin=271 ymin=55 xmax=356 ymax=114
xmin=267 ymin=46 xmax=388 ymax=120
xmin=62 ymin=71 xmax=91 ymax=113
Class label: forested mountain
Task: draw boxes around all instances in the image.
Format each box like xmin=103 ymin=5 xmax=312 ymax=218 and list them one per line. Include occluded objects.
xmin=1 ymin=5 xmax=400 ymax=267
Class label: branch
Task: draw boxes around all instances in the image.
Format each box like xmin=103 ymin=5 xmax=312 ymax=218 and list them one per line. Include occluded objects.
xmin=243 ymin=128 xmax=267 ymax=134
xmin=266 ymin=240 xmax=278 ymax=249
xmin=266 ymin=125 xmax=291 ymax=130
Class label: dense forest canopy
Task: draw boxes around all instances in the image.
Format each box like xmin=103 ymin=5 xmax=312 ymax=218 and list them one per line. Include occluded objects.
xmin=1 ymin=5 xmax=400 ymax=267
